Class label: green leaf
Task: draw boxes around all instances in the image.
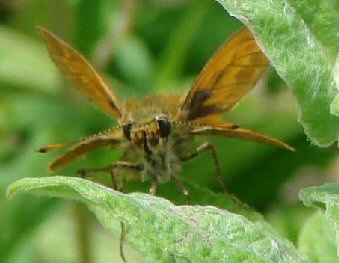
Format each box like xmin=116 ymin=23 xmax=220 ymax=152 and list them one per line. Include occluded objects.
xmin=215 ymin=0 xmax=339 ymax=147
xmin=298 ymin=212 xmax=338 ymax=263
xmin=7 ymin=176 xmax=307 ymax=263
xmin=299 ymin=182 xmax=339 ymax=258
xmin=330 ymin=58 xmax=339 ymax=117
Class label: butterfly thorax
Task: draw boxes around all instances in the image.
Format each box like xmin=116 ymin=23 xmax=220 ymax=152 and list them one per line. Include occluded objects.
xmin=120 ymin=94 xmax=183 ymax=122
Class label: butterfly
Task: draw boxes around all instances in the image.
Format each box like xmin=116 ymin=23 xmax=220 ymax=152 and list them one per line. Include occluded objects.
xmin=38 ymin=26 xmax=294 ymax=199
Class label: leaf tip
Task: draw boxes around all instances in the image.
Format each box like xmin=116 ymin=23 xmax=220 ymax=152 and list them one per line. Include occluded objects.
xmin=6 ymin=182 xmax=18 ymax=200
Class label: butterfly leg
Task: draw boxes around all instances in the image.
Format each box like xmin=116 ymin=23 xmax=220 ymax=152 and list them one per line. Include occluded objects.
xmin=170 ymin=174 xmax=190 ymax=204
xmin=149 ymin=180 xmax=159 ymax=195
xmin=146 ymin=157 xmax=160 ymax=195
xmin=179 ymin=142 xmax=227 ymax=193
xmin=110 ymin=161 xmax=142 ymax=191
xmin=77 ymin=161 xmax=141 ymax=190
xmin=77 ymin=166 xmax=111 ymax=178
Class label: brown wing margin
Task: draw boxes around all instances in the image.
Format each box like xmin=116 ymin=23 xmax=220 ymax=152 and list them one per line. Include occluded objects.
xmin=38 ymin=27 xmax=122 ymax=119
xmin=179 ymin=27 xmax=269 ymax=121
xmin=38 ymin=127 xmax=124 ymax=171
xmin=190 ymin=125 xmax=294 ymax=151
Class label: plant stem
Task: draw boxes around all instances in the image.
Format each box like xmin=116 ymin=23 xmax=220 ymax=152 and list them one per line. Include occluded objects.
xmin=74 ymin=203 xmax=92 ymax=263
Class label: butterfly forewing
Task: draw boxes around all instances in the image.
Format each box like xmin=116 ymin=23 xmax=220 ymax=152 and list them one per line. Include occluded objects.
xmin=38 ymin=27 xmax=122 ymax=119
xmin=180 ymin=27 xmax=269 ymax=121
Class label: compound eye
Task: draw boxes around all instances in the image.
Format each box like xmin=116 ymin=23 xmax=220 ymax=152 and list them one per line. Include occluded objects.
xmin=157 ymin=117 xmax=171 ymax=138
xmin=123 ymin=122 xmax=132 ymax=141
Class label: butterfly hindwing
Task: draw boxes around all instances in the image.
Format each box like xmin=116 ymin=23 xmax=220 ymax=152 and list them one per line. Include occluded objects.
xmin=190 ymin=124 xmax=294 ymax=151
xmin=39 ymin=127 xmax=124 ymax=171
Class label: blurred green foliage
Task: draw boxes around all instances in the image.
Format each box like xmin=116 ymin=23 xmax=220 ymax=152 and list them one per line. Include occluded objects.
xmin=0 ymin=0 xmax=337 ymax=262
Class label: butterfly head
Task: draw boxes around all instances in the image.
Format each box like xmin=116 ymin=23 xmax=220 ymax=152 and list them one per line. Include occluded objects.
xmin=122 ymin=114 xmax=171 ymax=154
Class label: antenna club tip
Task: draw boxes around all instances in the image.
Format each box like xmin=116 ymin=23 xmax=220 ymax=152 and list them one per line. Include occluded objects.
xmin=37 ymin=148 xmax=48 ymax=153
xmin=36 ymin=143 xmax=65 ymax=153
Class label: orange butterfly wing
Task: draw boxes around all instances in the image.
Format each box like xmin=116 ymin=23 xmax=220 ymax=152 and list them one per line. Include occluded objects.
xmin=38 ymin=27 xmax=122 ymax=119
xmin=180 ymin=27 xmax=268 ymax=121
xmin=180 ymin=27 xmax=293 ymax=150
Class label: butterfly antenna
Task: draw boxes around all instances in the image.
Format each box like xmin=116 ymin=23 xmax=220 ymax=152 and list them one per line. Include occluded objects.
xmin=37 ymin=126 xmax=121 ymax=153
